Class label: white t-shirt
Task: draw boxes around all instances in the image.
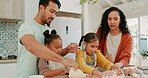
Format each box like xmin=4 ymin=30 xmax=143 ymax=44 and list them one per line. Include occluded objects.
xmin=15 ymin=20 xmax=51 ymax=78
xmin=106 ymin=32 xmax=121 ymax=63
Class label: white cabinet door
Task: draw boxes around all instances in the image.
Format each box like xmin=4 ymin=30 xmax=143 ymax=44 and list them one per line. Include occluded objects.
xmin=0 ymin=0 xmax=13 ymax=18
xmin=59 ymin=0 xmax=82 ymax=14
xmin=66 ymin=0 xmax=82 ymax=14
xmin=50 ymin=17 xmax=81 ymax=60
xmin=0 ymin=0 xmax=23 ymax=19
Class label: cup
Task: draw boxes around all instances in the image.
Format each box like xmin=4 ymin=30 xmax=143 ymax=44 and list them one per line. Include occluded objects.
xmin=29 ymin=75 xmax=44 ymax=78
xmin=143 ymin=70 xmax=148 ymax=75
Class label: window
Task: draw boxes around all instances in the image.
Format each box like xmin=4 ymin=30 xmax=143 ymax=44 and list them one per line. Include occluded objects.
xmin=127 ymin=16 xmax=148 ymax=54
xmin=127 ymin=18 xmax=139 ymax=54
xmin=140 ymin=16 xmax=148 ymax=53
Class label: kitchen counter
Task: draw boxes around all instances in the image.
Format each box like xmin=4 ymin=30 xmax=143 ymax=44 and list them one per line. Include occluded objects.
xmin=0 ymin=59 xmax=17 ymax=64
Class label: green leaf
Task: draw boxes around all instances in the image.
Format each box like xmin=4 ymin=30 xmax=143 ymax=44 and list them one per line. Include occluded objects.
xmin=80 ymin=0 xmax=87 ymax=5
xmin=141 ymin=51 xmax=148 ymax=57
xmin=93 ymin=0 xmax=97 ymax=4
xmin=80 ymin=0 xmax=97 ymax=5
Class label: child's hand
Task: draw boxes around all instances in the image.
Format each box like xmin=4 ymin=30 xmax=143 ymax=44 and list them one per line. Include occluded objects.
xmin=66 ymin=43 xmax=79 ymax=53
xmin=102 ymin=70 xmax=114 ymax=77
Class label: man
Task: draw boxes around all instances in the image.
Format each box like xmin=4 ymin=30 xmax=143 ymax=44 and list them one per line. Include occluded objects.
xmin=15 ymin=0 xmax=78 ymax=78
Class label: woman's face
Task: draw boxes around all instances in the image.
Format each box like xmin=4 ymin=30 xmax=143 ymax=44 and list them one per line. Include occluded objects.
xmin=85 ymin=40 xmax=99 ymax=56
xmin=46 ymin=38 xmax=62 ymax=55
xmin=107 ymin=11 xmax=121 ymax=30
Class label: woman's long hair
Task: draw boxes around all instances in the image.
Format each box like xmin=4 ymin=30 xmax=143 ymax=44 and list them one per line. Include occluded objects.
xmin=98 ymin=7 xmax=130 ymax=41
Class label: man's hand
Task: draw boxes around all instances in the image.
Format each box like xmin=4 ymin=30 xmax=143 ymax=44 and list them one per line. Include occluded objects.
xmin=66 ymin=43 xmax=79 ymax=53
xmin=61 ymin=58 xmax=78 ymax=69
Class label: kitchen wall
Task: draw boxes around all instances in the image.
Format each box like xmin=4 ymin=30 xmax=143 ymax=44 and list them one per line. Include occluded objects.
xmin=89 ymin=4 xmax=101 ymax=32
xmin=0 ymin=21 xmax=21 ymax=59
xmin=82 ymin=3 xmax=102 ymax=34
xmin=0 ymin=21 xmax=21 ymax=78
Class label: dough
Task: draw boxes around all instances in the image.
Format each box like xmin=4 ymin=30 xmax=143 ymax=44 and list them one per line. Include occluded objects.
xmin=102 ymin=73 xmax=117 ymax=78
xmin=69 ymin=67 xmax=86 ymax=78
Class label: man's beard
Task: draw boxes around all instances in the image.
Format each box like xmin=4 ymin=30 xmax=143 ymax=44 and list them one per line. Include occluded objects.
xmin=46 ymin=23 xmax=50 ymax=27
xmin=42 ymin=19 xmax=50 ymax=27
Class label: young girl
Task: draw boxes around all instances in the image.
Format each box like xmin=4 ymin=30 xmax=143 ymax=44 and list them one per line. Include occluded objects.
xmin=38 ymin=30 xmax=67 ymax=77
xmin=76 ymin=32 xmax=115 ymax=77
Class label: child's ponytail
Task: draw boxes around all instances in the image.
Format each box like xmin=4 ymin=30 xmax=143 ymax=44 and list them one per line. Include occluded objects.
xmin=79 ymin=36 xmax=85 ymax=47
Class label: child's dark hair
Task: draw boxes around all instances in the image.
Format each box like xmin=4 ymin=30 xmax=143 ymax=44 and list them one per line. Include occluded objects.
xmin=39 ymin=0 xmax=61 ymax=9
xmin=43 ymin=30 xmax=61 ymax=45
xmin=79 ymin=33 xmax=99 ymax=46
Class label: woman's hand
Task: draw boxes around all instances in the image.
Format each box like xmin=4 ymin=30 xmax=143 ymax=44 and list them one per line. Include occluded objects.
xmin=109 ymin=62 xmax=124 ymax=76
xmin=113 ymin=69 xmax=123 ymax=76
xmin=106 ymin=53 xmax=114 ymax=63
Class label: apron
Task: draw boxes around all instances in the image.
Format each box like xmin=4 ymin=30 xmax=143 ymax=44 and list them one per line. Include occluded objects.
xmin=48 ymin=60 xmax=65 ymax=70
xmin=84 ymin=51 xmax=97 ymax=67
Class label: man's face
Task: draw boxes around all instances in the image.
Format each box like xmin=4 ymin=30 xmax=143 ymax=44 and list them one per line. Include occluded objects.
xmin=40 ymin=1 xmax=59 ymax=25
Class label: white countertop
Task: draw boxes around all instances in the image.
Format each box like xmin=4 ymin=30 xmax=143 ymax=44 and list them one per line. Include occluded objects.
xmin=0 ymin=59 xmax=17 ymax=64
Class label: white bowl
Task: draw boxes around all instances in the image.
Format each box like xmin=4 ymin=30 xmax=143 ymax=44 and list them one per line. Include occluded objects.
xmin=29 ymin=75 xmax=44 ymax=78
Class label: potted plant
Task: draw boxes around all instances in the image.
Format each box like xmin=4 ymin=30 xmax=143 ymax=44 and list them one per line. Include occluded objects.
xmin=80 ymin=0 xmax=97 ymax=5
xmin=141 ymin=50 xmax=148 ymax=59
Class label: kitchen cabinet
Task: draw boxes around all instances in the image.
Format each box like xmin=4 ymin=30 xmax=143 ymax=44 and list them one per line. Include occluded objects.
xmin=0 ymin=0 xmax=24 ymax=20
xmin=59 ymin=0 xmax=82 ymax=14
xmin=0 ymin=63 xmax=17 ymax=78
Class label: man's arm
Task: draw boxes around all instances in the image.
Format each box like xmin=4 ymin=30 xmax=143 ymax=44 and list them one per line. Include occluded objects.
xmin=21 ymin=34 xmax=78 ymax=68
xmin=21 ymin=34 xmax=64 ymax=63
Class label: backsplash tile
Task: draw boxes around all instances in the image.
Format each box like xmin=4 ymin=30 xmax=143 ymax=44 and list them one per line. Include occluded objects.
xmin=0 ymin=22 xmax=21 ymax=59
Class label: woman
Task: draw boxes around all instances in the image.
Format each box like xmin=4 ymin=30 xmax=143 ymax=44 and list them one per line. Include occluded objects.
xmin=97 ymin=7 xmax=133 ymax=69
